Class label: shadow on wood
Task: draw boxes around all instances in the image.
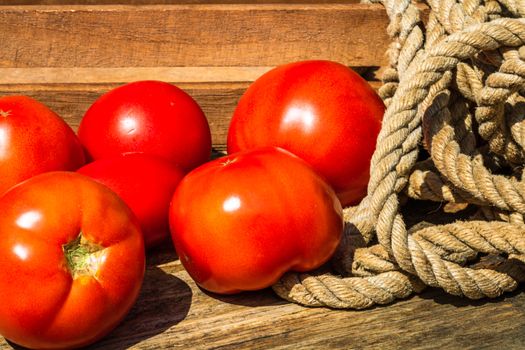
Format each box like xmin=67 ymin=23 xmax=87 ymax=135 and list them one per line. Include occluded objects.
xmin=2 ymin=263 xmax=192 ymax=350
xmin=419 ymin=286 xmax=524 ymax=308
xmin=145 ymin=241 xmax=179 ymax=266
xmin=201 ymin=287 xmax=289 ymax=308
xmin=85 ymin=265 xmax=192 ymax=349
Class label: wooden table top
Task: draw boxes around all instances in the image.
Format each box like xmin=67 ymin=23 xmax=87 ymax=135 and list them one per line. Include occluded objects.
xmin=2 ymin=243 xmax=524 ymax=350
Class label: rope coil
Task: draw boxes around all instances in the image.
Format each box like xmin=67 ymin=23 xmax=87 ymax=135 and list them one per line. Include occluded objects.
xmin=272 ymin=0 xmax=525 ymax=309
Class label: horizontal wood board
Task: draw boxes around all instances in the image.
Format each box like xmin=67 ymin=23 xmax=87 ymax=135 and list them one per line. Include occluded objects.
xmin=1 ymin=0 xmax=362 ymax=4
xmin=0 ymin=4 xmax=392 ymax=68
xmin=0 ymin=3 xmax=406 ymax=151
xmin=0 ymin=78 xmax=382 ymax=151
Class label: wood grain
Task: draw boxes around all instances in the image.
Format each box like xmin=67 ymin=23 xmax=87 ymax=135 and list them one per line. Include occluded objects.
xmin=2 ymin=0 xmax=361 ymax=4
xmin=0 ymin=79 xmax=382 ymax=152
xmin=0 ymin=4 xmax=392 ymax=68
xmin=0 ymin=67 xmax=274 ymax=84
xmin=0 ymin=82 xmax=245 ymax=151
xmin=2 ymin=244 xmax=525 ymax=350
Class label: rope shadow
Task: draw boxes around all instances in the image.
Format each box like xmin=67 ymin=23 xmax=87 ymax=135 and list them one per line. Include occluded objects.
xmin=419 ymin=257 xmax=525 ymax=308
xmin=418 ymin=286 xmax=523 ymax=308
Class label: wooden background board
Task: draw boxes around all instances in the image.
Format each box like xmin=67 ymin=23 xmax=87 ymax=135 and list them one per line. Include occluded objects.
xmin=3 ymin=0 xmax=362 ymax=4
xmin=1 ymin=2 xmax=525 ymax=349
xmin=0 ymin=78 xmax=381 ymax=152
xmin=0 ymin=4 xmax=391 ymax=68
xmin=0 ymin=3 xmax=391 ymax=150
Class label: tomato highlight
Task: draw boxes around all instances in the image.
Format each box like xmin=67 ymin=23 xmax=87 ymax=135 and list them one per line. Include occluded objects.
xmin=227 ymin=60 xmax=384 ymax=206
xmin=0 ymin=172 xmax=145 ymax=349
xmin=169 ymin=147 xmax=343 ymax=294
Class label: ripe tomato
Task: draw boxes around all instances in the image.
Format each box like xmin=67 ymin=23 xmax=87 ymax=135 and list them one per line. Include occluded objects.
xmin=78 ymin=80 xmax=212 ymax=172
xmin=78 ymin=153 xmax=185 ymax=249
xmin=0 ymin=172 xmax=145 ymax=349
xmin=0 ymin=96 xmax=85 ymax=195
xmin=227 ymin=60 xmax=384 ymax=206
xmin=169 ymin=147 xmax=343 ymax=294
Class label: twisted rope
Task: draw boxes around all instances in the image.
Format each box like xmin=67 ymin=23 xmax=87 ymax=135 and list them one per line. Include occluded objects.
xmin=272 ymin=1 xmax=525 ymax=309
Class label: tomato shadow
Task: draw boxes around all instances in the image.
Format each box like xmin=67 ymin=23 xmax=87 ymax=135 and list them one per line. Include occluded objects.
xmin=146 ymin=240 xmax=179 ymax=265
xmin=85 ymin=264 xmax=192 ymax=349
xmin=211 ymin=148 xmax=226 ymax=160
xmin=4 ymin=339 xmax=26 ymax=350
xmin=201 ymin=287 xmax=288 ymax=308
xmin=3 ymin=262 xmax=192 ymax=350
xmin=200 ymin=264 xmax=336 ymax=308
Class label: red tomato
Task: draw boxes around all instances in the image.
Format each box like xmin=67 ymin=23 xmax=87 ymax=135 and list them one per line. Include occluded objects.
xmin=0 ymin=172 xmax=145 ymax=349
xmin=0 ymin=96 xmax=85 ymax=195
xmin=169 ymin=147 xmax=343 ymax=294
xmin=77 ymin=80 xmax=212 ymax=172
xmin=227 ymin=60 xmax=384 ymax=206
xmin=78 ymin=153 xmax=185 ymax=249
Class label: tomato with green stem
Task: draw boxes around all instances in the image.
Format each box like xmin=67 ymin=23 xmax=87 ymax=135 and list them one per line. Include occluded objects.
xmin=0 ymin=172 xmax=145 ymax=349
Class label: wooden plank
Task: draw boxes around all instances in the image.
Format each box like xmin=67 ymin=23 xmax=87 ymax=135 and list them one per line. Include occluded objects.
xmin=0 ymin=65 xmax=376 ymax=85
xmin=2 ymin=244 xmax=525 ymax=349
xmin=0 ymin=79 xmax=382 ymax=152
xmin=0 ymin=4 xmax=391 ymax=68
xmin=0 ymin=82 xmax=247 ymax=152
xmin=2 ymin=0 xmax=361 ymax=4
xmin=0 ymin=67 xmax=274 ymax=84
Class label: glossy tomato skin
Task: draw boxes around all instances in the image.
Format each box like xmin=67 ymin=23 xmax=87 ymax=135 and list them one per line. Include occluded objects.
xmin=0 ymin=96 xmax=86 ymax=195
xmin=227 ymin=60 xmax=384 ymax=206
xmin=0 ymin=172 xmax=145 ymax=349
xmin=78 ymin=80 xmax=212 ymax=172
xmin=77 ymin=153 xmax=185 ymax=249
xmin=169 ymin=147 xmax=343 ymax=294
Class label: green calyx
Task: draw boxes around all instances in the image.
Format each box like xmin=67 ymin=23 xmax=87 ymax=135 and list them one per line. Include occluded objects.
xmin=62 ymin=233 xmax=105 ymax=279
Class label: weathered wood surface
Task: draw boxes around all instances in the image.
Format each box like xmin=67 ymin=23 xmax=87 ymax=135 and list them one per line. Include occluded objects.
xmin=0 ymin=4 xmax=391 ymax=68
xmin=2 ymin=0 xmax=360 ymax=4
xmin=2 ymin=242 xmax=525 ymax=350
xmin=3 ymin=0 xmax=361 ymax=4
xmin=0 ymin=78 xmax=382 ymax=152
xmin=0 ymin=3 xmax=397 ymax=151
xmin=0 ymin=3 xmax=392 ymax=148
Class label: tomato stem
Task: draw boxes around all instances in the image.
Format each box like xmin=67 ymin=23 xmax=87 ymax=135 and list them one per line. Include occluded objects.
xmin=63 ymin=233 xmax=105 ymax=279
xmin=0 ymin=109 xmax=11 ymax=118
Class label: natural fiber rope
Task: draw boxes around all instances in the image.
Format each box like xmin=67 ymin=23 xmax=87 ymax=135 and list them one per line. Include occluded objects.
xmin=473 ymin=48 xmax=525 ymax=163
xmin=272 ymin=1 xmax=525 ymax=309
